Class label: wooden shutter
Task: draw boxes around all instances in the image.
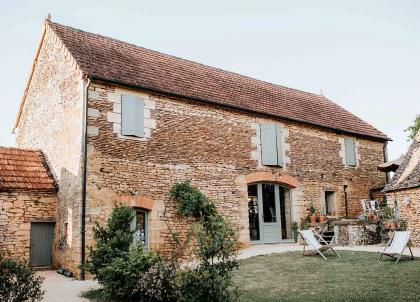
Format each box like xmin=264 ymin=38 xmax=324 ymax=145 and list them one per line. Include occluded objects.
xmin=344 ymin=137 xmax=356 ymax=166
xmin=275 ymin=125 xmax=283 ymax=166
xmin=121 ymin=94 xmax=144 ymax=137
xmin=260 ymin=124 xmax=278 ymax=166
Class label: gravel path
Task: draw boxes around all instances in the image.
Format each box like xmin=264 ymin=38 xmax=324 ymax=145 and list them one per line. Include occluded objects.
xmin=37 ymin=270 xmax=99 ymax=302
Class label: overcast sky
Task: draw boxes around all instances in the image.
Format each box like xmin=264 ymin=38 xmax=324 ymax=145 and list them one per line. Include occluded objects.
xmin=1 ymin=0 xmax=419 ymax=160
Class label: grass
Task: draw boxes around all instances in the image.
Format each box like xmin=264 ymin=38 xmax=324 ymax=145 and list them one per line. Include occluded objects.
xmin=83 ymin=251 xmax=420 ymax=302
xmin=234 ymin=251 xmax=420 ymax=302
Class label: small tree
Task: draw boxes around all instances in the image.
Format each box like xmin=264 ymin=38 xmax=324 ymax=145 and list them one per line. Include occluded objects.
xmin=85 ymin=205 xmax=175 ymax=301
xmin=0 ymin=254 xmax=44 ymax=302
xmin=171 ymin=181 xmax=239 ymax=302
xmin=405 ymin=114 xmax=420 ymax=141
xmin=84 ymin=206 xmax=134 ymax=281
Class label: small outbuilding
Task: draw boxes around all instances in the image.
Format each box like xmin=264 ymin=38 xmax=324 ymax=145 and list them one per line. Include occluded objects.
xmin=384 ymin=131 xmax=420 ymax=246
xmin=0 ymin=147 xmax=57 ymax=267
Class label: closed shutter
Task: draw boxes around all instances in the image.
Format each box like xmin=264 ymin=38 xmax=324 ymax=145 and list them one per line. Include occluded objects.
xmin=261 ymin=124 xmax=279 ymax=166
xmin=344 ymin=137 xmax=356 ymax=166
xmin=275 ymin=125 xmax=283 ymax=166
xmin=121 ymin=94 xmax=144 ymax=137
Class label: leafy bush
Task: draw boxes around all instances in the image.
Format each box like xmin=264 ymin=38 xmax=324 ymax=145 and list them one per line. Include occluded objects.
xmin=84 ymin=205 xmax=134 ymax=282
xmin=170 ymin=181 xmax=217 ymax=218
xmin=136 ymin=260 xmax=179 ymax=302
xmin=171 ymin=181 xmax=239 ymax=302
xmin=86 ymin=182 xmax=239 ymax=302
xmin=98 ymin=244 xmax=163 ymax=300
xmin=0 ymin=255 xmax=44 ymax=302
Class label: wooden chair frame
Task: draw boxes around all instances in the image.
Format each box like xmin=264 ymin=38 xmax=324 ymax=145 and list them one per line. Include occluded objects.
xmin=300 ymin=229 xmax=341 ymax=260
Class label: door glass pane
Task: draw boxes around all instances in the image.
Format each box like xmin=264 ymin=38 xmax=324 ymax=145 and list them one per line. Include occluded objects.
xmin=133 ymin=210 xmax=147 ymax=246
xmin=248 ymin=184 xmax=260 ymax=241
xmin=262 ymin=184 xmax=277 ymax=223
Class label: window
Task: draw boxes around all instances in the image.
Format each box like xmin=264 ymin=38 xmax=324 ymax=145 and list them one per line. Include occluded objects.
xmin=130 ymin=208 xmax=148 ymax=248
xmin=260 ymin=123 xmax=283 ymax=166
xmin=344 ymin=137 xmax=356 ymax=166
xmin=121 ymin=94 xmax=145 ymax=137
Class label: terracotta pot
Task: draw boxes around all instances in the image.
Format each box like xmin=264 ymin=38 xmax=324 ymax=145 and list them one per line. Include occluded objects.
xmin=390 ymin=222 xmax=397 ymax=229
xmin=309 ymin=215 xmax=317 ymax=225
xmin=319 ymin=215 xmax=327 ymax=223
xmin=315 ymin=214 xmax=320 ymax=222
xmin=397 ymin=222 xmax=401 ymax=229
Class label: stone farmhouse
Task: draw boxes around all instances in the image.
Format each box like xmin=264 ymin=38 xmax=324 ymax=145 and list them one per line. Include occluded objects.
xmin=384 ymin=130 xmax=420 ymax=246
xmin=1 ymin=19 xmax=390 ymax=277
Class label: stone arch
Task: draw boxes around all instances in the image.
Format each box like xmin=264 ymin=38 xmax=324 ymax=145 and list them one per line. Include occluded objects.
xmin=118 ymin=194 xmax=155 ymax=211
xmin=244 ymin=171 xmax=298 ymax=188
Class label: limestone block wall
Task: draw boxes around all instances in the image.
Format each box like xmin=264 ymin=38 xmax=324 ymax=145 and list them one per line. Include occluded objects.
xmin=0 ymin=191 xmax=57 ymax=261
xmin=81 ymin=81 xmax=387 ymax=261
xmin=15 ymin=24 xmax=84 ymax=273
xmin=387 ymin=187 xmax=420 ymax=246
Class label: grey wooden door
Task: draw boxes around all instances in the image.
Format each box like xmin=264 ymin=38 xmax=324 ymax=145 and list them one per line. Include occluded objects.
xmin=29 ymin=222 xmax=54 ymax=267
xmin=261 ymin=184 xmax=282 ymax=243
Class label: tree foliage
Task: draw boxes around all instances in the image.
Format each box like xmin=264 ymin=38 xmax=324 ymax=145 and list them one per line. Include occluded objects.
xmin=405 ymin=114 xmax=420 ymax=141
xmin=0 ymin=255 xmax=44 ymax=302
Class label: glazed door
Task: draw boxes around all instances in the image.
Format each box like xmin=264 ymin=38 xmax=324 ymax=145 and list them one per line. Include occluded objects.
xmin=261 ymin=184 xmax=282 ymax=243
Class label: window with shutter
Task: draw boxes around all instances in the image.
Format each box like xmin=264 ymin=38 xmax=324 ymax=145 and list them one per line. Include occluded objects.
xmin=344 ymin=137 xmax=356 ymax=166
xmin=121 ymin=94 xmax=145 ymax=137
xmin=260 ymin=123 xmax=284 ymax=166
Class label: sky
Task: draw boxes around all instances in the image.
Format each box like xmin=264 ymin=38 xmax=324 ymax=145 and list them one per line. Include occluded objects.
xmin=0 ymin=0 xmax=419 ymax=160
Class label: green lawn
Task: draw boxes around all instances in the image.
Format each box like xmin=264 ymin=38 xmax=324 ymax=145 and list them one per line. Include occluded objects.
xmin=234 ymin=251 xmax=420 ymax=302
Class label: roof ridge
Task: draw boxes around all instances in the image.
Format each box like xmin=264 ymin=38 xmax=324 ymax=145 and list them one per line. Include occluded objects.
xmin=48 ymin=21 xmax=325 ymax=99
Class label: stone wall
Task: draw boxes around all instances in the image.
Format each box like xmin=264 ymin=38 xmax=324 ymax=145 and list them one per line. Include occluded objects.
xmin=15 ymin=24 xmax=84 ymax=273
xmin=386 ymin=187 xmax=420 ymax=246
xmin=0 ymin=191 xmax=57 ymax=261
xmin=82 ymin=81 xmax=387 ymax=261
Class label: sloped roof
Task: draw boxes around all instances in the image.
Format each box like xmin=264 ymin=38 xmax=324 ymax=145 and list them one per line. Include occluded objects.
xmin=0 ymin=147 xmax=57 ymax=192
xmin=37 ymin=21 xmax=388 ymax=141
xmin=384 ymin=133 xmax=420 ymax=192
xmin=377 ymin=155 xmax=404 ymax=172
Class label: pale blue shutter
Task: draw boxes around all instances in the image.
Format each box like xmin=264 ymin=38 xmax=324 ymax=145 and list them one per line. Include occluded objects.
xmin=261 ymin=124 xmax=278 ymax=166
xmin=275 ymin=125 xmax=283 ymax=166
xmin=134 ymin=99 xmax=145 ymax=137
xmin=121 ymin=94 xmax=144 ymax=137
xmin=344 ymin=138 xmax=356 ymax=166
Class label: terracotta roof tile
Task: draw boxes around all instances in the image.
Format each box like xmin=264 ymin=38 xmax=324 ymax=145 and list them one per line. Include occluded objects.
xmin=0 ymin=147 xmax=57 ymax=192
xmin=48 ymin=21 xmax=389 ymax=141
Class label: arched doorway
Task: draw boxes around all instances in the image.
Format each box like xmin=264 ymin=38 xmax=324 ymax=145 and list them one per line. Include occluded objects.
xmin=248 ymin=183 xmax=293 ymax=244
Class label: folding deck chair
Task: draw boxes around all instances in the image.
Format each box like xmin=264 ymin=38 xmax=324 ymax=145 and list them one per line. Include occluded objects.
xmin=299 ymin=229 xmax=341 ymax=259
xmin=378 ymin=231 xmax=414 ymax=264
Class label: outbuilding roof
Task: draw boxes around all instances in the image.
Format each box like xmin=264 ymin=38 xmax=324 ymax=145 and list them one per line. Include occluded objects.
xmin=16 ymin=20 xmax=389 ymax=141
xmin=0 ymin=147 xmax=57 ymax=192
xmin=384 ymin=132 xmax=420 ymax=192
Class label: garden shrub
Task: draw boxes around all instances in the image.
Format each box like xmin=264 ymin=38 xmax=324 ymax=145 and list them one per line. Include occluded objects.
xmin=84 ymin=205 xmax=134 ymax=281
xmin=136 ymin=260 xmax=179 ymax=302
xmin=97 ymin=244 xmax=163 ymax=300
xmin=0 ymin=254 xmax=44 ymax=302
xmin=171 ymin=181 xmax=239 ymax=302
xmin=86 ymin=182 xmax=239 ymax=302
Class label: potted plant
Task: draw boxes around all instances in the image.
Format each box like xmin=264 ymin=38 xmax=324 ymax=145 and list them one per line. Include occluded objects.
xmin=397 ymin=218 xmax=407 ymax=230
xmin=358 ymin=214 xmax=367 ymax=222
xmin=319 ymin=206 xmax=327 ymax=223
xmin=309 ymin=204 xmax=317 ymax=225
xmin=390 ymin=219 xmax=397 ymax=229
